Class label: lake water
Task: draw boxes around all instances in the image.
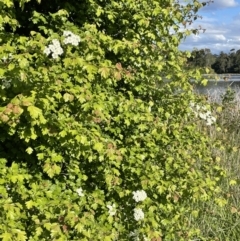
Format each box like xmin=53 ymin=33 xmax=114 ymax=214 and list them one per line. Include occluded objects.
xmin=194 ymin=74 xmax=240 ymax=102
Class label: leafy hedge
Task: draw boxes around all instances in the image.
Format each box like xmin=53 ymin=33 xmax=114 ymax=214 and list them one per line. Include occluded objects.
xmin=0 ymin=0 xmax=224 ymax=240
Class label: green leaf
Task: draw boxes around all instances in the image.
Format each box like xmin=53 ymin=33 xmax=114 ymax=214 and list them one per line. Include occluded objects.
xmin=37 ymin=153 xmax=44 ymax=160
xmin=98 ymin=67 xmax=110 ymax=78
xmin=0 ymin=232 xmax=12 ymax=241
xmin=36 ymin=227 xmax=43 ymax=236
xmin=26 ymin=147 xmax=33 ymax=154
xmin=93 ymin=142 xmax=104 ymax=153
xmin=26 ymin=200 xmax=35 ymax=209
xmin=63 ymin=93 xmax=74 ymax=102
xmin=43 ymin=163 xmax=61 ymax=178
xmin=201 ymin=78 xmax=208 ymax=86
xmin=27 ymin=106 xmax=42 ymax=119
xmin=16 ymin=230 xmax=27 ymax=241
xmin=19 ymin=58 xmax=29 ymax=69
xmin=8 ymin=63 xmax=15 ymax=70
xmin=59 ymin=130 xmax=67 ymax=137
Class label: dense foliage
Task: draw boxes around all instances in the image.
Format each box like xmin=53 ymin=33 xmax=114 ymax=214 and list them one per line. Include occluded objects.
xmin=0 ymin=0 xmax=225 ymax=240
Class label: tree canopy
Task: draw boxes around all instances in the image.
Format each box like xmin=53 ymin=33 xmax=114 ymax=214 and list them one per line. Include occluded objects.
xmin=187 ymin=48 xmax=240 ymax=74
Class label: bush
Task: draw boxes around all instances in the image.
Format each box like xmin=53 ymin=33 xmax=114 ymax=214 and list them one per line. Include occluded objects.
xmin=0 ymin=0 xmax=225 ymax=240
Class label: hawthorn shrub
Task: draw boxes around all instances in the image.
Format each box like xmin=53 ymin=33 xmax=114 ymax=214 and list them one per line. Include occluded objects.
xmin=0 ymin=0 xmax=224 ymax=240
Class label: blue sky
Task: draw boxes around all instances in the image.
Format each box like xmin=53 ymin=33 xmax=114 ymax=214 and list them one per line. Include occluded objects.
xmin=179 ymin=0 xmax=240 ymax=54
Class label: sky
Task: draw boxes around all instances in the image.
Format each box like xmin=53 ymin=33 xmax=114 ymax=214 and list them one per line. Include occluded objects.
xmin=179 ymin=0 xmax=240 ymax=54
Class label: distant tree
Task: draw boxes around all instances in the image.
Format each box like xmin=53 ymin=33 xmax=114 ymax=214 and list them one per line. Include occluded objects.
xmin=227 ymin=49 xmax=236 ymax=73
xmin=211 ymin=51 xmax=230 ymax=73
xmin=187 ymin=48 xmax=215 ymax=69
xmin=233 ymin=49 xmax=240 ymax=73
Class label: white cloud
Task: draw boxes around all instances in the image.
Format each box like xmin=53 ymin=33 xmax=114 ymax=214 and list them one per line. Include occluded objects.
xmin=199 ymin=0 xmax=238 ymax=11
xmin=213 ymin=35 xmax=226 ymax=41
xmin=214 ymin=0 xmax=238 ymax=8
xmin=179 ymin=2 xmax=240 ymax=54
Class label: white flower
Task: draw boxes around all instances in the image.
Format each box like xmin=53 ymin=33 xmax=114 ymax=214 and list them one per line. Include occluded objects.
xmin=211 ymin=116 xmax=216 ymax=122
xmin=107 ymin=203 xmax=116 ymax=216
xmin=2 ymin=56 xmax=7 ymax=62
xmin=206 ymin=117 xmax=215 ymax=126
xmin=63 ymin=30 xmax=72 ymax=37
xmin=49 ymin=40 xmax=63 ymax=55
xmin=199 ymin=112 xmax=206 ymax=120
xmin=63 ymin=30 xmax=81 ymax=46
xmin=133 ymin=208 xmax=144 ymax=221
xmin=52 ymin=53 xmax=59 ymax=59
xmin=44 ymin=39 xmax=63 ymax=58
xmin=76 ymin=187 xmax=84 ymax=197
xmin=206 ymin=120 xmax=212 ymax=126
xmin=43 ymin=47 xmax=51 ymax=56
xmin=189 ymin=101 xmax=216 ymax=126
xmin=52 ymin=39 xmax=61 ymax=46
xmin=133 ymin=190 xmax=147 ymax=202
xmin=205 ymin=111 xmax=212 ymax=117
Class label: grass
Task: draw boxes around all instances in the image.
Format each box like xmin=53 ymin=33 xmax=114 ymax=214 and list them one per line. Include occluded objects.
xmin=190 ymin=87 xmax=240 ymax=240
